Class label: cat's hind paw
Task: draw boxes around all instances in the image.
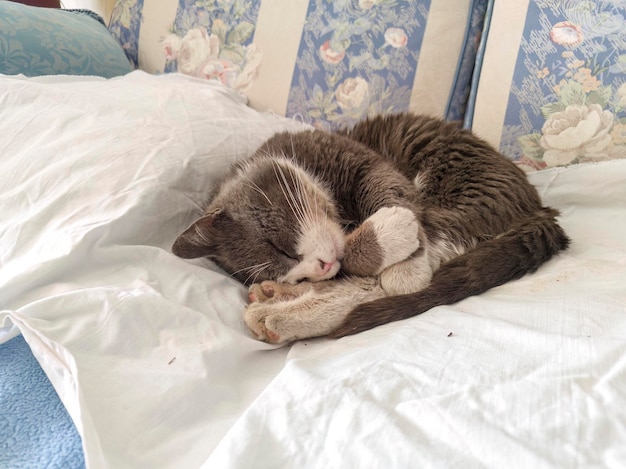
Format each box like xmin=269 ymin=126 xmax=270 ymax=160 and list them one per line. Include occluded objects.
xmin=245 ymin=281 xmax=320 ymax=343
xmin=380 ymin=251 xmax=433 ymax=295
xmin=244 ymin=302 xmax=291 ymax=344
xmin=244 ymin=283 xmax=335 ymax=344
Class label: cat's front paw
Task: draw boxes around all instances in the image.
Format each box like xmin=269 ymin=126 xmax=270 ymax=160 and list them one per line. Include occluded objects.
xmin=248 ymin=281 xmax=277 ymax=303
xmin=343 ymin=206 xmax=421 ymax=277
xmin=368 ymin=206 xmax=421 ymax=272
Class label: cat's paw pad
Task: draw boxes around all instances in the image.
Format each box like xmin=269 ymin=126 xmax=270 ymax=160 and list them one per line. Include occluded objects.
xmin=244 ymin=303 xmax=288 ymax=344
xmin=369 ymin=206 xmax=421 ymax=270
xmin=248 ymin=281 xmax=276 ymax=303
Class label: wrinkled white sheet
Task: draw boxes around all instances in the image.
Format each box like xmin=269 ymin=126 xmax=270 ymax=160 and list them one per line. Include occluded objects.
xmin=1 ymin=71 xmax=625 ymax=469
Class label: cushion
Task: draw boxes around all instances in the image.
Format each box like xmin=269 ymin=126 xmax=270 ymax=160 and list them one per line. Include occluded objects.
xmin=109 ymin=0 xmax=488 ymax=127
xmin=0 ymin=1 xmax=131 ymax=78
xmin=468 ymin=0 xmax=626 ymax=171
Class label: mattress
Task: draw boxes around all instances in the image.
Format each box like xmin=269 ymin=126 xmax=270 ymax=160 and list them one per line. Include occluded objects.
xmin=1 ymin=71 xmax=625 ymax=468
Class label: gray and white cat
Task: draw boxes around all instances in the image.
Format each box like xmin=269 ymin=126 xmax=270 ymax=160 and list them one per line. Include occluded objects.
xmin=173 ymin=113 xmax=570 ymax=344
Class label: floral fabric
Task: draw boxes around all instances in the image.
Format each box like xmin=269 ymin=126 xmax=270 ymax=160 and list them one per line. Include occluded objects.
xmin=160 ymin=0 xmax=262 ymax=92
xmin=499 ymin=0 xmax=626 ymax=170
xmin=108 ymin=0 xmax=144 ymax=68
xmin=108 ymin=0 xmax=485 ymax=126
xmin=285 ymin=0 xmax=430 ymax=130
xmin=0 ymin=1 xmax=131 ymax=78
xmin=446 ymin=0 xmax=489 ymax=123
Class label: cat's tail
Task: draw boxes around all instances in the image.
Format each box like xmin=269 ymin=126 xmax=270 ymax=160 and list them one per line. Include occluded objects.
xmin=330 ymin=207 xmax=570 ymax=338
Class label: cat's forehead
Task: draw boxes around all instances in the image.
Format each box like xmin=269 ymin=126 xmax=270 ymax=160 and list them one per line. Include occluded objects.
xmin=208 ymin=158 xmax=294 ymax=216
xmin=232 ymin=157 xmax=310 ymax=200
xmin=210 ymin=154 xmax=337 ymax=228
xmin=238 ymin=155 xmax=300 ymax=181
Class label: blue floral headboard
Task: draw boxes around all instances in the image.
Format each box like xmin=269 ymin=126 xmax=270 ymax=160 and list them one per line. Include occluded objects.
xmin=109 ymin=0 xmax=488 ymax=130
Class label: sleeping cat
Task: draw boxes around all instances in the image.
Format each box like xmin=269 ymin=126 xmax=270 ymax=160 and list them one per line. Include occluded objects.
xmin=172 ymin=113 xmax=570 ymax=344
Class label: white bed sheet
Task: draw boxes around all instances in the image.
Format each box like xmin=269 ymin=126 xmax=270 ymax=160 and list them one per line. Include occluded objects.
xmin=1 ymin=71 xmax=625 ymax=469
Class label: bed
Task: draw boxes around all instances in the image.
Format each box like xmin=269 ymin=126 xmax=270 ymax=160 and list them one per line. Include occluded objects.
xmin=2 ymin=1 xmax=626 ymax=468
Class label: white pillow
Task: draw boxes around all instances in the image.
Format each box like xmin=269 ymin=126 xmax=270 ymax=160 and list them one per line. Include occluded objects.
xmin=0 ymin=71 xmax=306 ymax=467
xmin=0 ymin=71 xmax=306 ymax=327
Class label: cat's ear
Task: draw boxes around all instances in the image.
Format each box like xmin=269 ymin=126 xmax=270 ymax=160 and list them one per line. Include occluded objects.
xmin=172 ymin=208 xmax=225 ymax=259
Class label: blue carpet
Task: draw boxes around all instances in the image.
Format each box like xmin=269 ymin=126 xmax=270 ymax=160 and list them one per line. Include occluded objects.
xmin=0 ymin=335 xmax=85 ymax=469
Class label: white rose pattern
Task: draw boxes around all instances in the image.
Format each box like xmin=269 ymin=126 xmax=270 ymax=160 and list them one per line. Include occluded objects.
xmin=549 ymin=21 xmax=583 ymax=47
xmin=358 ymin=0 xmax=377 ymax=9
xmin=384 ymin=28 xmax=408 ymax=48
xmin=163 ymin=27 xmax=261 ymax=93
xmin=319 ymin=40 xmax=345 ymax=64
xmin=162 ymin=35 xmax=182 ymax=61
xmin=504 ymin=3 xmax=626 ymax=170
xmin=172 ymin=29 xmax=219 ymax=76
xmin=335 ymin=77 xmax=370 ymax=113
xmin=540 ymin=104 xmax=614 ymax=167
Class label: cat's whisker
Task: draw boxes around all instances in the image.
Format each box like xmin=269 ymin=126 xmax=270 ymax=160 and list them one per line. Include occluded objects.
xmin=301 ymin=192 xmax=317 ymax=233
xmin=248 ymin=263 xmax=271 ymax=285
xmin=232 ymin=261 xmax=271 ymax=278
xmin=273 ymin=163 xmax=299 ymax=220
xmin=249 ymin=264 xmax=270 ymax=285
xmin=293 ymin=168 xmax=314 ymax=226
xmin=284 ymin=166 xmax=308 ymax=223
xmin=243 ymin=179 xmax=273 ymax=206
xmin=280 ymin=145 xmax=312 ymax=225
xmin=321 ymin=201 xmax=330 ymax=239
xmin=242 ymin=262 xmax=272 ymax=285
xmin=273 ymin=161 xmax=306 ymax=225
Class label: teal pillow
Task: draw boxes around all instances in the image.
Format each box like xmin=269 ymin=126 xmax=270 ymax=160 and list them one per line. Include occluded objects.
xmin=0 ymin=2 xmax=132 ymax=78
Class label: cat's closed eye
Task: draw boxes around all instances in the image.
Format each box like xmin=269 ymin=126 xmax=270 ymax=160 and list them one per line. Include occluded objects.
xmin=267 ymin=240 xmax=300 ymax=263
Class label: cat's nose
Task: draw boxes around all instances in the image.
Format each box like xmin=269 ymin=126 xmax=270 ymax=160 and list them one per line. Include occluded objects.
xmin=319 ymin=260 xmax=334 ymax=275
